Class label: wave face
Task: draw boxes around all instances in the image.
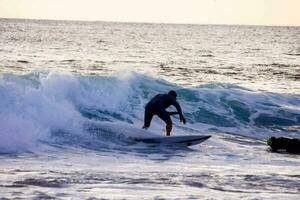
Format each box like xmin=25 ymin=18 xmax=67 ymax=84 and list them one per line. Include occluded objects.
xmin=1 ymin=72 xmax=300 ymax=153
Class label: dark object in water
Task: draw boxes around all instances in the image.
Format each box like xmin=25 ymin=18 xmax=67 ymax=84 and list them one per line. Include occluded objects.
xmin=267 ymin=137 xmax=300 ymax=153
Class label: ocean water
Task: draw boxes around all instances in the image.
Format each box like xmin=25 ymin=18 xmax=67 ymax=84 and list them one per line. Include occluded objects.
xmin=0 ymin=18 xmax=300 ymax=199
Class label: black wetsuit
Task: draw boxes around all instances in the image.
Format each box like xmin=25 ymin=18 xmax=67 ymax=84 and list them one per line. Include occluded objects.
xmin=144 ymin=94 xmax=183 ymax=127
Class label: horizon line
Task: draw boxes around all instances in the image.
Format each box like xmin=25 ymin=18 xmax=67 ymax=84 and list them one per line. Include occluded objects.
xmin=1 ymin=17 xmax=299 ymax=28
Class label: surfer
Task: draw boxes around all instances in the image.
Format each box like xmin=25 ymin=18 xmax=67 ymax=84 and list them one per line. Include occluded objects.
xmin=143 ymin=90 xmax=186 ymax=136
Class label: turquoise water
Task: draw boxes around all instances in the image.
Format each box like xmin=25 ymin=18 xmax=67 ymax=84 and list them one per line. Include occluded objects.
xmin=0 ymin=19 xmax=299 ymax=199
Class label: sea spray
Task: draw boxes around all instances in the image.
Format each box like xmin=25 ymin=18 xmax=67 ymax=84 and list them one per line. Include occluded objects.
xmin=1 ymin=72 xmax=299 ymax=153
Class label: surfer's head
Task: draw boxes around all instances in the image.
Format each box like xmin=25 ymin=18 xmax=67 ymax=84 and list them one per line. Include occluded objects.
xmin=168 ymin=90 xmax=177 ymax=98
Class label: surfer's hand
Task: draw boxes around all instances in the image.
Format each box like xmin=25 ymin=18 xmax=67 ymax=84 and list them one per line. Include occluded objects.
xmin=180 ymin=115 xmax=186 ymax=124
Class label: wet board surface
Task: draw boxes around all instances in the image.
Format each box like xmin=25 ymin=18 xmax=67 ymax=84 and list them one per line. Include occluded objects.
xmin=134 ymin=135 xmax=211 ymax=146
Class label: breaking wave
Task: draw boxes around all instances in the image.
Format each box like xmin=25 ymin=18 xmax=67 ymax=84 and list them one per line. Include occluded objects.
xmin=0 ymin=72 xmax=299 ymax=153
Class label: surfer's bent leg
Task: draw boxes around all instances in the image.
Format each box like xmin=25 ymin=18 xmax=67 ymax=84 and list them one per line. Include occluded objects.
xmin=165 ymin=119 xmax=172 ymax=137
xmin=156 ymin=109 xmax=172 ymax=136
xmin=143 ymin=105 xmax=154 ymax=129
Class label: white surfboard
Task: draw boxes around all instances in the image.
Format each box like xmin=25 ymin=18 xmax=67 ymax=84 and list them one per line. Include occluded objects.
xmin=133 ymin=135 xmax=211 ymax=146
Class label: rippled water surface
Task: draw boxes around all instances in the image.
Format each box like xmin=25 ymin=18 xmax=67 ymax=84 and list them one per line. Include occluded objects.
xmin=1 ymin=19 xmax=299 ymax=92
xmin=0 ymin=19 xmax=300 ymax=199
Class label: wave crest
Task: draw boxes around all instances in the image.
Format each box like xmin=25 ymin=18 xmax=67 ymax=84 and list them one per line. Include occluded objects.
xmin=0 ymin=72 xmax=299 ymax=152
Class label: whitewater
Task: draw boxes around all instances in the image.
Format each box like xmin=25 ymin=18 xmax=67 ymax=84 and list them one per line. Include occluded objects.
xmin=0 ymin=19 xmax=300 ymax=199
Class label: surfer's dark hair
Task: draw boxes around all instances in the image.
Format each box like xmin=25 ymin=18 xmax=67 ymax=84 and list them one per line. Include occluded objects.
xmin=168 ymin=90 xmax=177 ymax=98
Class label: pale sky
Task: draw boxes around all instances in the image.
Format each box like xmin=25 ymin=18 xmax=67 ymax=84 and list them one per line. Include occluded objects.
xmin=0 ymin=0 xmax=299 ymax=26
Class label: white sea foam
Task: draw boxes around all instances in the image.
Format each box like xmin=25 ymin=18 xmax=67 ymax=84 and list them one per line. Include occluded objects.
xmin=0 ymin=72 xmax=300 ymax=153
xmin=0 ymin=73 xmax=84 ymax=152
xmin=1 ymin=20 xmax=300 ymax=199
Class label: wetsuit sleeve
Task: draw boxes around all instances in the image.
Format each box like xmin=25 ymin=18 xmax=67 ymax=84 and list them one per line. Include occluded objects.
xmin=172 ymin=100 xmax=183 ymax=116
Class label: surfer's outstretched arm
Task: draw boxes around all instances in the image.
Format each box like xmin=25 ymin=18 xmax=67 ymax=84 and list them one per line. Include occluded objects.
xmin=171 ymin=101 xmax=186 ymax=124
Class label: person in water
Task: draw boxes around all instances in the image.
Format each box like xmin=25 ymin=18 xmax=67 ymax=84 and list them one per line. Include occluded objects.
xmin=143 ymin=90 xmax=186 ymax=136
